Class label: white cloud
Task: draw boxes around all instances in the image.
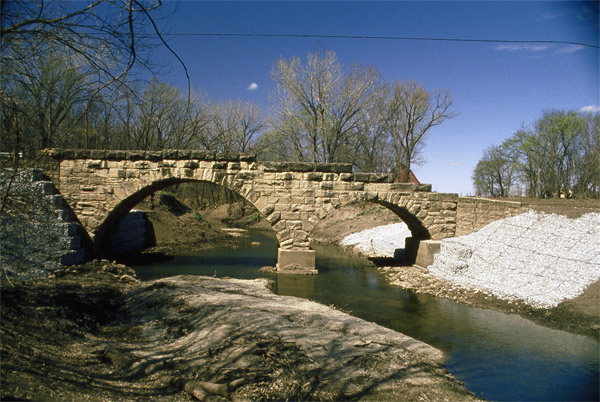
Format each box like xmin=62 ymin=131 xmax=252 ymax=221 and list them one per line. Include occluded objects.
xmin=554 ymin=44 xmax=586 ymax=54
xmin=580 ymin=105 xmax=600 ymax=114
xmin=494 ymin=44 xmax=550 ymax=52
xmin=247 ymin=82 xmax=259 ymax=91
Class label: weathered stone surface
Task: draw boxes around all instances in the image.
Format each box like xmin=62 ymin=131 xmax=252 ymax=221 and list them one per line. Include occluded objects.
xmin=276 ymin=248 xmax=317 ymax=274
xmin=456 ymin=197 xmax=526 ymax=236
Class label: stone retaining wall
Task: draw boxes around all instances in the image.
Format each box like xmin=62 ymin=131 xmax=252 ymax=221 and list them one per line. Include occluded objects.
xmin=456 ymin=197 xmax=526 ymax=236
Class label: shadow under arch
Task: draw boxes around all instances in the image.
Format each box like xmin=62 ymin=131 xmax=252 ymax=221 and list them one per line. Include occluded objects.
xmin=92 ymin=178 xmax=267 ymax=257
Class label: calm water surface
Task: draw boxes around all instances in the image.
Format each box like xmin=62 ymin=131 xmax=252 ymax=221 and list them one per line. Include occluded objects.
xmin=135 ymin=229 xmax=600 ymax=401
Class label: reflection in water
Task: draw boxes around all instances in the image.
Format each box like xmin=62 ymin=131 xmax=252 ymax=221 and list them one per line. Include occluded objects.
xmin=134 ymin=230 xmax=599 ymax=402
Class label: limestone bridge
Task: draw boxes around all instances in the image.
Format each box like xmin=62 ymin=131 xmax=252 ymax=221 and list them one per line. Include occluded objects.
xmin=47 ymin=149 xmax=524 ymax=273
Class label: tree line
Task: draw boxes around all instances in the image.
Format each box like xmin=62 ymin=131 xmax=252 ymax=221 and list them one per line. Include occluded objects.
xmin=472 ymin=109 xmax=600 ymax=198
xmin=1 ymin=1 xmax=454 ymax=180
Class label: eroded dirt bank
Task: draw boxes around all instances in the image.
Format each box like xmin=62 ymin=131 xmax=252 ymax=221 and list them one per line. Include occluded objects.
xmin=0 ymin=263 xmax=478 ymax=401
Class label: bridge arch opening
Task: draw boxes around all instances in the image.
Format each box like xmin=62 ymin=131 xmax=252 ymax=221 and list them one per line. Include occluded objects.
xmin=92 ymin=178 xmax=274 ymax=258
xmin=372 ymin=200 xmax=431 ymax=265
xmin=309 ymin=200 xmax=431 ymax=266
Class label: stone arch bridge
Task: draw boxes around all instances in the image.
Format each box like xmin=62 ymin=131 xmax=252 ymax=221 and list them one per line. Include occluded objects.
xmin=47 ymin=149 xmax=524 ymax=273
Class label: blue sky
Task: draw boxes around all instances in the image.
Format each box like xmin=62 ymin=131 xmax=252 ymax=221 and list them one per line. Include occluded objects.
xmin=151 ymin=1 xmax=599 ymax=195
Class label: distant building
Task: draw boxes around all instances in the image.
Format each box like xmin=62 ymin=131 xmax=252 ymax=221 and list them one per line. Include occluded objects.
xmin=395 ymin=169 xmax=420 ymax=184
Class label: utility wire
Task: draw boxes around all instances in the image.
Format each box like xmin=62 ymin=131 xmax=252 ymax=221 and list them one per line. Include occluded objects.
xmin=154 ymin=32 xmax=599 ymax=49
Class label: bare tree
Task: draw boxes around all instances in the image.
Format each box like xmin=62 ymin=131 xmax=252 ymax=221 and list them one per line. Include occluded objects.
xmin=127 ymin=80 xmax=209 ymax=151
xmin=351 ymin=92 xmax=394 ymax=173
xmin=0 ymin=0 xmax=182 ymax=95
xmin=270 ymin=50 xmax=382 ymax=163
xmin=3 ymin=48 xmax=93 ymax=152
xmin=384 ymin=81 xmax=454 ymax=182
xmin=1 ymin=0 xmax=189 ymax=156
xmin=207 ymin=100 xmax=265 ymax=153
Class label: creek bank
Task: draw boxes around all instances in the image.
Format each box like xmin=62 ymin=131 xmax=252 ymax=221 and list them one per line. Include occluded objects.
xmin=0 ymin=263 xmax=478 ymax=402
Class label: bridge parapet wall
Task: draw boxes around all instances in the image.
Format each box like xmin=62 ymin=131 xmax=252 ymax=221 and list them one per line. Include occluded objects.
xmin=456 ymin=197 xmax=526 ymax=236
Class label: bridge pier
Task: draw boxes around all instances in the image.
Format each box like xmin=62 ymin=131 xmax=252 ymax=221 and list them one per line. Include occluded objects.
xmin=276 ymin=248 xmax=318 ymax=274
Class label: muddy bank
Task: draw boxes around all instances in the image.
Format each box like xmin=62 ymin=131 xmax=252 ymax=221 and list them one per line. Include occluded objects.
xmin=0 ymin=263 xmax=478 ymax=401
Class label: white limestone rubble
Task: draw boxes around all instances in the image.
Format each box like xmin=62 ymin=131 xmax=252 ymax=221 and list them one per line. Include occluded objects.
xmin=341 ymin=210 xmax=600 ymax=308
xmin=428 ymin=211 xmax=600 ymax=308
xmin=341 ymin=222 xmax=411 ymax=258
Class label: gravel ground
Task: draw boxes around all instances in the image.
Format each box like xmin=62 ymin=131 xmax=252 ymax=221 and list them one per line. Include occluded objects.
xmin=429 ymin=211 xmax=600 ymax=308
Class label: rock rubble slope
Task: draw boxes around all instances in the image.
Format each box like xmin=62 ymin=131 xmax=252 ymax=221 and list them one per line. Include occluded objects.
xmin=428 ymin=211 xmax=600 ymax=308
xmin=341 ymin=222 xmax=411 ymax=258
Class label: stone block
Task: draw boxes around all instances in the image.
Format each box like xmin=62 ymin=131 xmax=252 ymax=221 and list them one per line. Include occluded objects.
xmin=307 ymin=172 xmax=323 ymax=181
xmin=266 ymin=211 xmax=280 ymax=224
xmin=415 ymin=184 xmax=433 ymax=192
xmin=353 ymin=173 xmax=370 ymax=182
xmin=276 ymin=248 xmax=317 ymax=274
xmin=184 ymin=161 xmax=199 ymax=169
xmin=212 ymin=162 xmax=228 ymax=169
xmin=340 ymin=173 xmax=353 ymax=181
xmin=126 ymin=150 xmax=145 ymax=161
xmin=215 ymin=153 xmax=238 ymax=161
xmin=281 ymin=211 xmax=301 ymax=220
xmin=145 ymin=151 xmax=162 ymax=161
xmin=162 ymin=149 xmax=178 ymax=159
xmin=369 ymin=173 xmax=393 ymax=183
xmin=351 ymin=182 xmax=364 ymax=191
xmin=286 ymin=220 xmax=303 ymax=229
xmin=190 ymin=150 xmax=215 ymax=160
xmin=414 ymin=240 xmax=441 ymax=269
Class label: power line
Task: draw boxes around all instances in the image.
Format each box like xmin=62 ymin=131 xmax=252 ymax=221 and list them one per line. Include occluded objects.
xmin=155 ymin=32 xmax=599 ymax=49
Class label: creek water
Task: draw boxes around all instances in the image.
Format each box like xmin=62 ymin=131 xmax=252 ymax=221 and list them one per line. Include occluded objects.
xmin=134 ymin=229 xmax=600 ymax=401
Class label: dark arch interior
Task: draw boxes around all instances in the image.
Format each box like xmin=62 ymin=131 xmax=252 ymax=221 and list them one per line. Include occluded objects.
xmin=93 ymin=178 xmax=187 ymax=256
xmin=372 ymin=200 xmax=431 ymax=241
xmin=371 ymin=200 xmax=431 ymax=265
xmin=93 ymin=178 xmax=264 ymax=257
